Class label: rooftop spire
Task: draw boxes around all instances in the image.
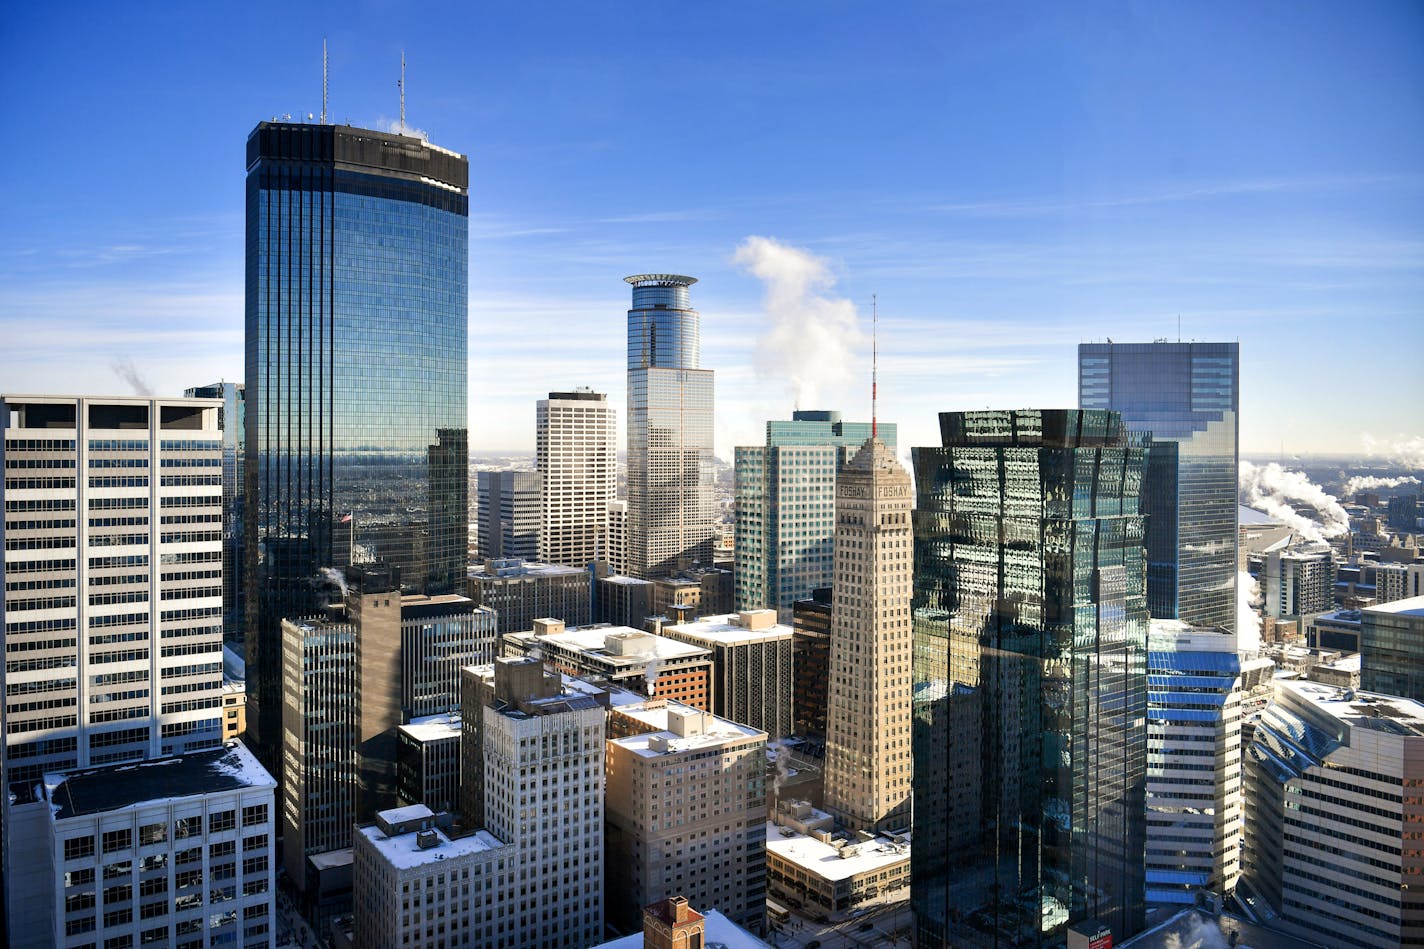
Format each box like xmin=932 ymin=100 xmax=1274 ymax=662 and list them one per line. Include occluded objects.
xmin=871 ymin=293 xmax=879 ymax=441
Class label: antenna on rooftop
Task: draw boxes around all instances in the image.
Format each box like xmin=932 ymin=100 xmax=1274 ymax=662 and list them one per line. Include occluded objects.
xmin=398 ymin=50 xmax=406 ymax=133
xmin=871 ymin=293 xmax=879 ymax=441
xmin=321 ymin=38 xmax=328 ymax=124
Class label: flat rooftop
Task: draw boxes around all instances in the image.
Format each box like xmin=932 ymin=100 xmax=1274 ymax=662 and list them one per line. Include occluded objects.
xmin=765 ymin=822 xmax=910 ymax=882
xmin=46 ymin=741 xmax=273 ymax=820
xmin=520 ymin=625 xmax=709 ymax=663
xmin=666 ymin=612 xmax=793 ymax=646
xmin=612 ymin=700 xmax=764 ymax=757
xmin=1365 ymin=594 xmax=1424 ymax=618
xmin=601 ymin=574 xmax=652 ymax=586
xmin=1122 ymin=907 xmax=1329 ymax=949
xmin=358 ymin=822 xmax=507 ymax=871
xmin=1284 ymin=679 xmax=1424 ymax=738
xmin=399 ymin=714 xmax=462 ymax=742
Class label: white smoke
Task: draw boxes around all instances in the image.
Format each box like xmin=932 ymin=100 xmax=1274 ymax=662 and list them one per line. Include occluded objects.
xmin=111 ymin=357 xmax=153 ymax=397
xmin=1362 ymin=432 xmax=1424 ymax=469
xmin=378 ymin=116 xmax=430 ymax=141
xmin=1344 ymin=474 xmax=1421 ymax=496
xmin=1163 ymin=913 xmax=1237 ymax=949
xmin=1237 ymin=570 xmax=1262 ymax=657
xmin=643 ymin=656 xmax=660 ymax=696
xmin=733 ymin=236 xmax=866 ymax=412
xmin=768 ymin=738 xmax=793 ymax=797
xmin=318 ymin=566 xmax=349 ymax=599
xmin=1239 ymin=461 xmax=1349 ymax=544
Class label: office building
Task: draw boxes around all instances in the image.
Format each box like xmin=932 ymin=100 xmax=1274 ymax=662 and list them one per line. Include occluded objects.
xmin=223 ymin=644 xmax=248 ymax=740
xmin=1304 ymin=607 xmax=1363 ymax=652
xmin=467 ymin=558 xmax=592 ymax=634
xmin=1145 ymin=621 xmax=1242 ymax=904
xmin=606 ymin=500 xmax=630 ymax=577
xmin=598 ymin=572 xmax=654 ymax=627
xmin=0 ymin=395 xmax=227 ymax=791
xmin=502 ymin=619 xmax=713 ymax=709
xmin=791 ymin=589 xmax=832 ymax=742
xmin=279 ymin=568 xmax=492 ymax=888
xmin=475 ymin=470 xmax=540 ymax=561
xmin=624 ymin=274 xmax=716 ymax=578
xmin=765 ymin=800 xmax=910 ymax=917
xmin=1079 ymin=341 xmax=1238 ymax=633
xmin=457 ymin=658 xmax=606 ymax=947
xmin=537 ymin=389 xmax=617 ymax=568
xmin=395 ymin=714 xmax=461 ymax=813
xmin=35 ymin=743 xmax=276 ymax=949
xmin=734 ymin=410 xmax=895 ymax=618
xmin=1241 ymin=680 xmax=1424 ymax=948
xmin=352 ymin=804 xmax=511 ymax=949
xmin=604 ymin=698 xmax=768 ymax=933
xmin=1388 ymin=493 xmax=1421 ymax=532
xmin=185 ymin=382 xmax=246 ymax=643
xmin=650 ymin=567 xmax=734 ymax=621
xmin=912 ymin=409 xmax=1150 ymax=947
xmin=662 ymin=611 xmax=794 ymax=739
xmin=1374 ymin=561 xmax=1424 ymax=603
xmin=822 ymin=437 xmax=913 ymax=834
xmin=1263 ymin=543 xmax=1334 ymax=619
xmin=1361 ymin=595 xmax=1424 ymax=701
xmin=244 ymin=122 xmax=469 ymax=769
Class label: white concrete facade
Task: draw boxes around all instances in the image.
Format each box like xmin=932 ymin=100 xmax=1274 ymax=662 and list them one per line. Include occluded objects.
xmin=537 ymin=389 xmax=616 ymax=570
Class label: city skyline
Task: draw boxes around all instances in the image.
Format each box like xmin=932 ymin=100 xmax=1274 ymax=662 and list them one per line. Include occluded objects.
xmin=3 ymin=3 xmax=1422 ymax=459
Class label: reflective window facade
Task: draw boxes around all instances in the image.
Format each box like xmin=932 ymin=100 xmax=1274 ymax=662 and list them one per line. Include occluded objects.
xmin=244 ymin=123 xmax=469 ymax=767
xmin=734 ymin=411 xmax=896 ymax=618
xmin=624 ymin=275 xmax=715 ymax=578
xmin=911 ymin=409 xmax=1149 ymax=947
xmin=1079 ymin=342 xmax=1238 ymax=634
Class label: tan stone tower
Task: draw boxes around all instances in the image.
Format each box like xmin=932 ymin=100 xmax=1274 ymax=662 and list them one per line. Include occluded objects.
xmin=823 ymin=437 xmax=914 ymax=833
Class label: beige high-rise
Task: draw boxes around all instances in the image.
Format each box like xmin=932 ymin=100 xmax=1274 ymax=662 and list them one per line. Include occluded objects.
xmin=822 ymin=437 xmax=913 ymax=833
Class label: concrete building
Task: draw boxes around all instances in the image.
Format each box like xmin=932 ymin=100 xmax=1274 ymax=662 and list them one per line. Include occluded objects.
xmin=1304 ymin=607 xmax=1363 ymax=652
xmin=791 ymin=589 xmax=832 ymax=743
xmin=457 ymin=658 xmax=606 ymax=947
xmin=823 ymin=437 xmax=913 ymax=834
xmin=764 ymin=800 xmax=910 ymax=917
xmin=41 ymin=742 xmax=276 ymax=949
xmin=502 ymin=620 xmax=713 ymax=709
xmin=1375 ymin=561 xmax=1424 ymax=603
xmin=223 ymin=644 xmax=248 ymax=741
xmin=598 ymin=573 xmax=654 ymax=628
xmin=0 ymin=394 xmax=227 ymax=790
xmin=661 ymin=611 xmax=794 ymax=739
xmin=624 ymin=275 xmax=716 ymax=578
xmin=1145 ymin=621 xmax=1243 ymax=904
xmin=606 ymin=500 xmax=630 ymax=578
xmin=733 ymin=411 xmax=895 ymax=618
xmin=352 ymin=804 xmax=511 ymax=949
xmin=279 ymin=570 xmax=493 ymax=888
xmin=537 ymin=389 xmax=616 ymax=569
xmin=475 ymin=470 xmax=541 ymax=562
xmin=650 ymin=568 xmax=734 ymax=621
xmin=184 ymin=381 xmax=246 ymax=644
xmin=467 ymin=558 xmax=592 ymax=635
xmin=1263 ymin=542 xmax=1334 ymax=619
xmin=604 ymin=698 xmax=768 ymax=933
xmin=1361 ymin=595 xmax=1424 ymax=701
xmin=1241 ymin=679 xmax=1424 ymax=948
xmin=396 ymin=714 xmax=462 ymax=814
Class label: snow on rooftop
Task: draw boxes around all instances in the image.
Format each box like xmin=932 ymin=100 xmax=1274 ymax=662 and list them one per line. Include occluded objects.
xmin=613 ymin=701 xmax=764 ymax=757
xmin=1283 ymin=679 xmax=1424 ymax=737
xmin=593 ymin=909 xmax=769 ymax=949
xmin=665 ymin=612 xmax=793 ymax=645
xmin=534 ymin=625 xmax=709 ymax=661
xmin=765 ymin=822 xmax=911 ymax=882
xmin=358 ymin=823 xmax=507 ymax=871
xmin=46 ymin=741 xmax=273 ymax=820
xmin=399 ymin=714 xmax=462 ymax=742
xmin=1366 ymin=594 xmax=1424 ymax=618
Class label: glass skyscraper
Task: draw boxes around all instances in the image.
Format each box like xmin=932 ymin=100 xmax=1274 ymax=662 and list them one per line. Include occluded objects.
xmin=911 ymin=409 xmax=1149 ymax=947
xmin=734 ymin=410 xmax=896 ymax=618
xmin=624 ymin=274 xmax=716 ymax=578
xmin=244 ymin=122 xmax=469 ymax=767
xmin=1078 ymin=342 xmax=1238 ymax=634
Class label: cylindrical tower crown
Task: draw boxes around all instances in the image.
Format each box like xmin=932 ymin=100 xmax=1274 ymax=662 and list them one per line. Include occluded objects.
xmin=626 ymin=274 xmax=700 ymax=370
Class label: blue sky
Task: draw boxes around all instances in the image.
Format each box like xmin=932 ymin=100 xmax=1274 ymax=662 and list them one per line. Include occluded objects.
xmin=2 ymin=1 xmax=1421 ymax=458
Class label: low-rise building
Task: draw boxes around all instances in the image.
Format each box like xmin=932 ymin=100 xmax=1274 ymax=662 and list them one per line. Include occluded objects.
xmin=661 ymin=611 xmax=794 ymax=739
xmin=467 ymin=558 xmax=592 ymax=634
xmin=593 ymin=896 xmax=770 ymax=948
xmin=764 ymin=800 xmax=910 ymax=917
xmin=604 ymin=699 xmax=768 ymax=934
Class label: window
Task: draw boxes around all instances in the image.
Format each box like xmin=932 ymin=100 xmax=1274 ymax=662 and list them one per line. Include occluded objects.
xmin=208 ymin=810 xmax=235 ymax=834
xmin=65 ymin=835 xmax=96 ymax=860
xmin=241 ymin=804 xmax=267 ymax=827
xmin=174 ymin=816 xmax=202 ymax=839
xmin=102 ymin=829 xmax=132 ymax=854
xmin=139 ymin=823 xmax=166 ymax=846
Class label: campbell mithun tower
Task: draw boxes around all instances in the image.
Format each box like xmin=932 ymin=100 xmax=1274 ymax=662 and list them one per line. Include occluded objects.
xmin=244 ymin=122 xmax=470 ymax=770
xmin=623 ymin=274 xmax=716 ymax=578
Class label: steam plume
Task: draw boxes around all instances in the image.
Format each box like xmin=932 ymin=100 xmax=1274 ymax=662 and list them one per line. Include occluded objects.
xmin=111 ymin=357 xmax=153 ymax=397
xmin=643 ymin=656 xmax=660 ymax=696
xmin=1237 ymin=570 xmax=1262 ymax=657
xmin=1239 ymin=461 xmax=1348 ymax=544
xmin=318 ymin=566 xmax=349 ymax=599
xmin=768 ymin=738 xmax=793 ymax=797
xmin=1363 ymin=433 xmax=1424 ymax=469
xmin=1162 ymin=912 xmax=1236 ymax=949
xmin=733 ymin=236 xmax=865 ymax=411
xmin=1344 ymin=474 xmax=1420 ymax=496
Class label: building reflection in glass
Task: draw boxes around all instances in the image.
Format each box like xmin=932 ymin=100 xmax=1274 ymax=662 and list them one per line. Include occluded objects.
xmin=911 ymin=410 xmax=1149 ymax=948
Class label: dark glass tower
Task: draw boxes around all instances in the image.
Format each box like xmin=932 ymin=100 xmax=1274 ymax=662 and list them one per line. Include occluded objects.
xmin=244 ymin=122 xmax=469 ymax=767
xmin=624 ymin=274 xmax=715 ymax=578
xmin=911 ymin=409 xmax=1149 ymax=947
xmin=1078 ymin=342 xmax=1238 ymax=634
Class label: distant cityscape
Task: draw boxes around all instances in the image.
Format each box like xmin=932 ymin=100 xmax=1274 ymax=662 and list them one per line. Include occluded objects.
xmin=3 ymin=66 xmax=1424 ymax=949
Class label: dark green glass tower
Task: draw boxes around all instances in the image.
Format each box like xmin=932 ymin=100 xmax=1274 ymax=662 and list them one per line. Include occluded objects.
xmin=911 ymin=409 xmax=1149 ymax=947
xmin=243 ymin=123 xmax=469 ymax=769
